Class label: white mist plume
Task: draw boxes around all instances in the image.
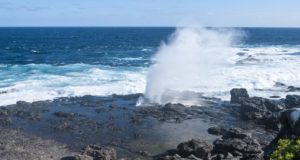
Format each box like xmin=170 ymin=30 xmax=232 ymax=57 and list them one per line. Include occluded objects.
xmin=139 ymin=27 xmax=242 ymax=105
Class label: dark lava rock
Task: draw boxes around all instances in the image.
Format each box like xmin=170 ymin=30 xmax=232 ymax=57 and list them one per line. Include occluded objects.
xmin=15 ymin=110 xmax=41 ymax=121
xmin=287 ymin=86 xmax=300 ymax=92
xmin=177 ymin=139 xmax=213 ymax=159
xmin=239 ymin=97 xmax=268 ymax=120
xmin=81 ymin=145 xmax=116 ymax=160
xmin=269 ymin=95 xmax=281 ymax=99
xmin=279 ymin=108 xmax=300 ymax=136
xmin=112 ymin=93 xmax=141 ymax=100
xmin=240 ymin=97 xmax=283 ymax=120
xmin=16 ymin=101 xmax=32 ymax=107
xmin=0 ymin=108 xmax=9 ymax=116
xmin=212 ymin=128 xmax=263 ymax=159
xmin=61 ymin=155 xmax=93 ymax=160
xmin=155 ymin=139 xmax=212 ymax=160
xmin=264 ymin=99 xmax=285 ymax=112
xmin=285 ymin=95 xmax=300 ymax=108
xmin=161 ymin=103 xmax=190 ymax=121
xmin=230 ymin=88 xmax=284 ymax=113
xmin=54 ymin=111 xmax=80 ymax=119
xmin=158 ymin=154 xmax=202 ymax=160
xmin=261 ymin=112 xmax=281 ymax=130
xmin=236 ymin=52 xmax=247 ymax=56
xmin=137 ymin=150 xmax=152 ymax=157
xmin=264 ymin=109 xmax=300 ymax=158
xmin=0 ymin=117 xmax=12 ymax=126
xmin=274 ymin=82 xmax=286 ymax=87
xmin=211 ymin=152 xmax=239 ymax=160
xmin=158 ymin=128 xmax=264 ymax=160
xmin=230 ymin=91 xmax=285 ymax=130
xmin=221 ymin=128 xmax=251 ymax=139
xmin=95 ymin=108 xmax=111 ymax=113
xmin=207 ymin=126 xmax=228 ymax=136
xmin=0 ymin=90 xmax=8 ymax=94
xmin=136 ymin=103 xmax=193 ymax=122
xmin=230 ymin=88 xmax=249 ymax=104
xmin=53 ymin=120 xmax=74 ymax=131
xmin=236 ymin=55 xmax=259 ymax=65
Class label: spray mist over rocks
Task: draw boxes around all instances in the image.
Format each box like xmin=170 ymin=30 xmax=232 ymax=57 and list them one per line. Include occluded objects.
xmin=137 ymin=27 xmax=244 ymax=106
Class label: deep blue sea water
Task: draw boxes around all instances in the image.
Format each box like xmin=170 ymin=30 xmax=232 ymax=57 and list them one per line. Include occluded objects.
xmin=1 ymin=27 xmax=300 ymax=65
xmin=0 ymin=27 xmax=300 ymax=105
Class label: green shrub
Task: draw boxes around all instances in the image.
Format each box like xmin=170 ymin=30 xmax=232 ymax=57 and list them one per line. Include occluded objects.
xmin=270 ymin=139 xmax=300 ymax=160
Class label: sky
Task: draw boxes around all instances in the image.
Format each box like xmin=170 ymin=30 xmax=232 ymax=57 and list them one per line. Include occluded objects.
xmin=0 ymin=0 xmax=299 ymax=27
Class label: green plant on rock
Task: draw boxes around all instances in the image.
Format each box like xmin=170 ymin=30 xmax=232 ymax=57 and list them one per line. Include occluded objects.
xmin=270 ymin=139 xmax=300 ymax=160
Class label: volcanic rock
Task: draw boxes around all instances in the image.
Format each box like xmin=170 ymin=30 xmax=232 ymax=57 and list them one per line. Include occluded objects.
xmin=230 ymin=88 xmax=249 ymax=104
xmin=212 ymin=128 xmax=263 ymax=159
xmin=285 ymin=95 xmax=300 ymax=108
xmin=177 ymin=139 xmax=213 ymax=159
xmin=207 ymin=126 xmax=228 ymax=136
xmin=54 ymin=111 xmax=79 ymax=119
xmin=81 ymin=145 xmax=116 ymax=160
xmin=279 ymin=108 xmax=300 ymax=136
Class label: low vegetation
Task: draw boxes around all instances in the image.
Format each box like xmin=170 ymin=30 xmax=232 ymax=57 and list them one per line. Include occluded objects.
xmin=271 ymin=139 xmax=300 ymax=160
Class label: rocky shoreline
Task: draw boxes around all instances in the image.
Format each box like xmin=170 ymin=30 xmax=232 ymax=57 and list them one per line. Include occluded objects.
xmin=0 ymin=89 xmax=299 ymax=159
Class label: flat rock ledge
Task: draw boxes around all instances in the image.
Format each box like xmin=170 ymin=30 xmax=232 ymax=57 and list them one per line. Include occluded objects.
xmin=0 ymin=128 xmax=74 ymax=160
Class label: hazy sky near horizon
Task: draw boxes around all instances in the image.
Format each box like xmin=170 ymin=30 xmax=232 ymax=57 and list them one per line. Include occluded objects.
xmin=0 ymin=0 xmax=299 ymax=27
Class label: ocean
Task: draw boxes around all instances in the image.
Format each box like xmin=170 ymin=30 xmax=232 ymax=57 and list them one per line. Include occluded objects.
xmin=0 ymin=27 xmax=300 ymax=106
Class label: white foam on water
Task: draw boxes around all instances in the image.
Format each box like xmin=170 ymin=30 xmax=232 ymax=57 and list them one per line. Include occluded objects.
xmin=140 ymin=27 xmax=300 ymax=105
xmin=192 ymin=46 xmax=300 ymax=101
xmin=1 ymin=40 xmax=300 ymax=106
xmin=0 ymin=64 xmax=146 ymax=106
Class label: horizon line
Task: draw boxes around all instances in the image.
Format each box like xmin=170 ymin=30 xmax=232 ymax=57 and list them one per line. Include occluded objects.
xmin=0 ymin=26 xmax=300 ymax=29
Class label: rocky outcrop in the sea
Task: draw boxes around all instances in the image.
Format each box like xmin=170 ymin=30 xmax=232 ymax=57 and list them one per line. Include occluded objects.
xmin=230 ymin=88 xmax=249 ymax=104
xmin=229 ymin=88 xmax=286 ymax=130
xmin=225 ymin=90 xmax=300 ymax=158
xmin=287 ymin=86 xmax=300 ymax=92
xmin=285 ymin=95 xmax=300 ymax=109
xmin=157 ymin=128 xmax=263 ymax=160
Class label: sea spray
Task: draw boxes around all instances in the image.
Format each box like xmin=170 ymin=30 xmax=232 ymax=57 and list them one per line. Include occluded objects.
xmin=137 ymin=27 xmax=242 ymax=106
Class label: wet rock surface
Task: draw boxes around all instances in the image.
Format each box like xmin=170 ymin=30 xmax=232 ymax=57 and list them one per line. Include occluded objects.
xmin=1 ymin=94 xmax=219 ymax=159
xmin=54 ymin=111 xmax=81 ymax=119
xmin=0 ymin=89 xmax=293 ymax=159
